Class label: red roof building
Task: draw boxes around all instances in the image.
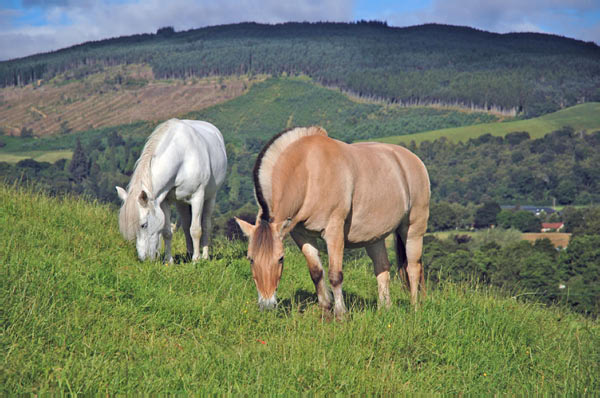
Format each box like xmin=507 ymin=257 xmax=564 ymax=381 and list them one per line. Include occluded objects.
xmin=541 ymin=222 xmax=565 ymax=232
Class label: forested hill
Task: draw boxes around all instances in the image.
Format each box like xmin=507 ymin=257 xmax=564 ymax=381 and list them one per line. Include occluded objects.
xmin=1 ymin=21 xmax=599 ymax=117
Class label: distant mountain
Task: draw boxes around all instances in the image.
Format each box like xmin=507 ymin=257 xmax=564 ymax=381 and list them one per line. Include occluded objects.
xmin=1 ymin=22 xmax=599 ymax=117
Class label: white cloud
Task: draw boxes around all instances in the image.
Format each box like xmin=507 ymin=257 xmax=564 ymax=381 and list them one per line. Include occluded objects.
xmin=386 ymin=0 xmax=599 ymax=43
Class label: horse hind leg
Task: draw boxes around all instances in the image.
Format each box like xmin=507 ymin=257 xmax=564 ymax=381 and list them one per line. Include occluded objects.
xmin=394 ymin=224 xmax=409 ymax=287
xmin=404 ymin=219 xmax=427 ymax=307
xmin=189 ymin=189 xmax=206 ymax=261
xmin=365 ymin=240 xmax=391 ymax=309
xmin=200 ymin=195 xmax=217 ymax=260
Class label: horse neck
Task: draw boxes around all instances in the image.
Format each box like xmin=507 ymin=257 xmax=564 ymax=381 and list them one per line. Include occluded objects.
xmin=269 ymin=153 xmax=308 ymax=223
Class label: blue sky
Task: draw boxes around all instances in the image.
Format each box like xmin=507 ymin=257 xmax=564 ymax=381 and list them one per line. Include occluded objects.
xmin=1 ymin=0 xmax=599 ymax=61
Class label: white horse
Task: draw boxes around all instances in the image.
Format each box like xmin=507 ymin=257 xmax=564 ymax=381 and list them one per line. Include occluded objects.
xmin=116 ymin=119 xmax=227 ymax=262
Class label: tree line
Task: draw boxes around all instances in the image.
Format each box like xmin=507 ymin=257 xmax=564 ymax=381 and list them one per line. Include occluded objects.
xmin=1 ymin=22 xmax=599 ymax=117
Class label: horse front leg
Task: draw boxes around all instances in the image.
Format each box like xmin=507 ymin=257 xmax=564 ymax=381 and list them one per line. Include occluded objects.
xmin=160 ymin=201 xmax=173 ymax=264
xmin=175 ymin=202 xmax=193 ymax=260
xmin=189 ymin=190 xmax=206 ymax=262
xmin=324 ymin=221 xmax=347 ymax=319
xmin=290 ymin=229 xmax=332 ymax=311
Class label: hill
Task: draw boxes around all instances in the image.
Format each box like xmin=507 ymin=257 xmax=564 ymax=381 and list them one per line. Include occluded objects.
xmin=1 ymin=22 xmax=599 ymax=117
xmin=0 ymin=64 xmax=252 ymax=137
xmin=373 ymin=102 xmax=600 ymax=145
xmin=1 ymin=185 xmax=598 ymax=393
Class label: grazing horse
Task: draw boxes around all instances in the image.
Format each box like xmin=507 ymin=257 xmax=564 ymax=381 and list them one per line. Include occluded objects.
xmin=236 ymin=127 xmax=430 ymax=317
xmin=116 ymin=119 xmax=227 ymax=262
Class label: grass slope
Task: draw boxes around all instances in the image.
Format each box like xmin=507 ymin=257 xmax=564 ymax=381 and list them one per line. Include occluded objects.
xmin=0 ymin=150 xmax=73 ymax=163
xmin=1 ymin=184 xmax=598 ymax=394
xmin=187 ymin=76 xmax=498 ymax=143
xmin=374 ymin=102 xmax=600 ymax=145
xmin=0 ymin=76 xmax=498 ymax=163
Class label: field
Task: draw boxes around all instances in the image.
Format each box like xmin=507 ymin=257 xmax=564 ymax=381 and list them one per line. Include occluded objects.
xmin=430 ymin=231 xmax=571 ymax=249
xmin=0 ymin=150 xmax=73 ymax=163
xmin=374 ymin=102 xmax=600 ymax=145
xmin=0 ymin=65 xmax=253 ymax=137
xmin=1 ymin=185 xmax=598 ymax=394
xmin=522 ymin=233 xmax=571 ymax=248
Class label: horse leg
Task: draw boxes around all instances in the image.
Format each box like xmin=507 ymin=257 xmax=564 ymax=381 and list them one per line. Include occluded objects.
xmin=189 ymin=189 xmax=206 ymax=262
xmin=161 ymin=201 xmax=173 ymax=264
xmin=290 ymin=229 xmax=332 ymax=310
xmin=365 ymin=240 xmax=392 ymax=309
xmin=405 ymin=216 xmax=428 ymax=307
xmin=199 ymin=195 xmax=216 ymax=260
xmin=176 ymin=202 xmax=193 ymax=260
xmin=323 ymin=221 xmax=347 ymax=319
xmin=394 ymin=223 xmax=409 ymax=287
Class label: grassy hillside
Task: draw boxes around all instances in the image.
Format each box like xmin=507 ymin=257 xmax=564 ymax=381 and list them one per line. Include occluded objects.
xmin=0 ymin=76 xmax=498 ymax=161
xmin=187 ymin=76 xmax=498 ymax=143
xmin=1 ymin=185 xmax=598 ymax=394
xmin=374 ymin=102 xmax=600 ymax=145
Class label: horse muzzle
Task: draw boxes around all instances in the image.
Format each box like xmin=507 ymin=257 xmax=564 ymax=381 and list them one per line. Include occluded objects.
xmin=258 ymin=293 xmax=277 ymax=311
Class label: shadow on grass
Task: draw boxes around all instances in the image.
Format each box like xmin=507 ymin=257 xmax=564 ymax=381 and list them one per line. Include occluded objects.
xmin=277 ymin=289 xmax=380 ymax=317
xmin=172 ymin=253 xmax=192 ymax=264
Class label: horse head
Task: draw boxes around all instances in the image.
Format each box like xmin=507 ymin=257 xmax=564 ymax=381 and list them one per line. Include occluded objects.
xmin=116 ymin=186 xmax=165 ymax=261
xmin=235 ymin=217 xmax=291 ymax=310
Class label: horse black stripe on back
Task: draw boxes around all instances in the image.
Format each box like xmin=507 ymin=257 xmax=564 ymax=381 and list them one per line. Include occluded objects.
xmin=252 ymin=128 xmax=293 ymax=222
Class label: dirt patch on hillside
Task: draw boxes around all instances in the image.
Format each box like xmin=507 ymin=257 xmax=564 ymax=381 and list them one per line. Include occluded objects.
xmin=522 ymin=232 xmax=571 ymax=248
xmin=0 ymin=65 xmax=256 ymax=136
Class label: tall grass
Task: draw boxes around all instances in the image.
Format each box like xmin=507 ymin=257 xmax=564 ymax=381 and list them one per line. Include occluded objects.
xmin=1 ymin=184 xmax=598 ymax=394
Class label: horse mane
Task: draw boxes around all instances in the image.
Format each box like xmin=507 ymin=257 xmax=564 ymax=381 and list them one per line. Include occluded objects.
xmin=119 ymin=119 xmax=174 ymax=240
xmin=253 ymin=126 xmax=328 ymax=222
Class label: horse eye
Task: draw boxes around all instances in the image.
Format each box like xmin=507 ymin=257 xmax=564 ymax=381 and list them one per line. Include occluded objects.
xmin=278 ymin=256 xmax=284 ymax=265
xmin=141 ymin=222 xmax=148 ymax=229
xmin=249 ymin=258 xmax=254 ymax=265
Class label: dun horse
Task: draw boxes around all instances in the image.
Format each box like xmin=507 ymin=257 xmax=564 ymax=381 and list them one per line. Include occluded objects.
xmin=116 ymin=119 xmax=227 ymax=262
xmin=236 ymin=127 xmax=430 ymax=317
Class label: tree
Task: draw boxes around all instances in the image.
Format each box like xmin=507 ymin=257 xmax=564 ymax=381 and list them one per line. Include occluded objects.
xmin=69 ymin=138 xmax=89 ymax=183
xmin=429 ymin=201 xmax=457 ymax=231
xmin=559 ymin=235 xmax=600 ymax=315
xmin=474 ymin=201 xmax=501 ymax=229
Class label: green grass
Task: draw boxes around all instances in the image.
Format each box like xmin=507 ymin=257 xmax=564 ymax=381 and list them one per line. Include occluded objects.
xmin=0 ymin=150 xmax=72 ymax=163
xmin=1 ymin=184 xmax=599 ymax=394
xmin=187 ymin=76 xmax=499 ymax=144
xmin=374 ymin=102 xmax=600 ymax=145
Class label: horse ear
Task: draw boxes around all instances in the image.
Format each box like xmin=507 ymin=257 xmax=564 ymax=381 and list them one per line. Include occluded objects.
xmin=235 ymin=217 xmax=256 ymax=237
xmin=138 ymin=190 xmax=149 ymax=207
xmin=115 ymin=186 xmax=128 ymax=202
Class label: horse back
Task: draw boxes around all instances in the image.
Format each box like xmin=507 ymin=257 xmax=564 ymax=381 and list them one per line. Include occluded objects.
xmin=151 ymin=119 xmax=227 ymax=200
xmin=277 ymin=136 xmax=429 ymax=243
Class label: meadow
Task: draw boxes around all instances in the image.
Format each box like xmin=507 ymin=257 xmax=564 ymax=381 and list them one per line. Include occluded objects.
xmin=1 ymin=184 xmax=598 ymax=394
xmin=374 ymin=102 xmax=600 ymax=145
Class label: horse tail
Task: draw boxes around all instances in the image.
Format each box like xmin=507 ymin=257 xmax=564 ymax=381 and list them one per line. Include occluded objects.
xmin=393 ymin=227 xmax=409 ymax=288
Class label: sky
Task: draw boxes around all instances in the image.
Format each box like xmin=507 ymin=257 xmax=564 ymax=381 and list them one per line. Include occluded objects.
xmin=1 ymin=0 xmax=599 ymax=61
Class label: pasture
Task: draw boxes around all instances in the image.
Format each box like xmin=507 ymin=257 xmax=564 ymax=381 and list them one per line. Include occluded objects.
xmin=0 ymin=150 xmax=72 ymax=164
xmin=374 ymin=102 xmax=600 ymax=145
xmin=1 ymin=184 xmax=599 ymax=394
